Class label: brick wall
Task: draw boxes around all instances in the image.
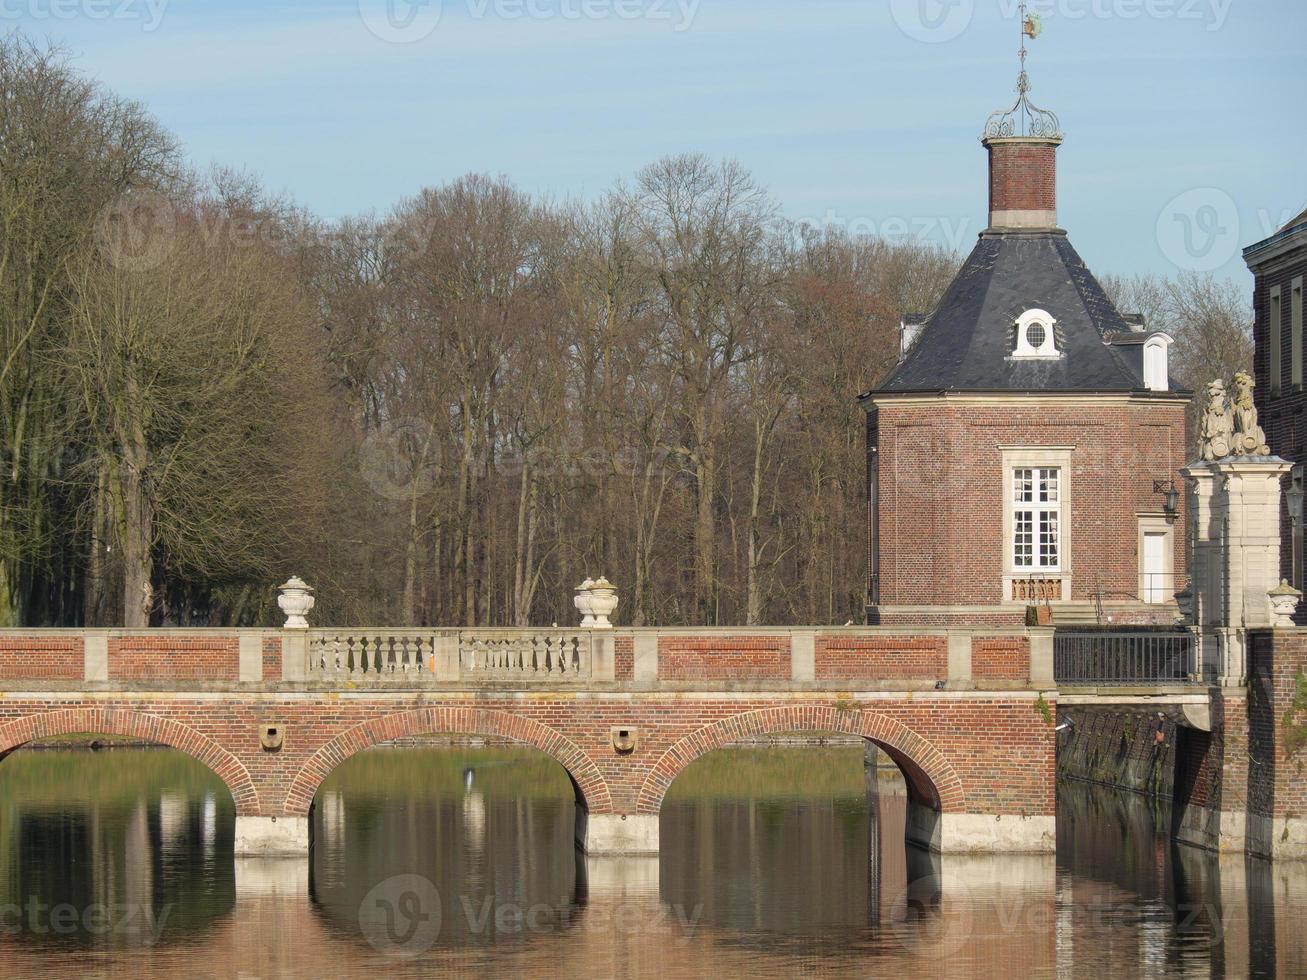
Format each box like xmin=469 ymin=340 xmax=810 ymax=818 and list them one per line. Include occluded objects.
xmin=0 ymin=693 xmax=1057 ymax=822
xmin=107 ymin=635 xmax=240 ymax=681
xmin=614 ymin=635 xmax=633 ymax=681
xmin=1250 ymin=630 xmax=1307 ymax=828
xmin=1250 ymin=244 xmax=1307 ymax=586
xmin=987 ymin=139 xmax=1057 ymax=217
xmin=870 ymin=397 xmax=1189 ymax=609
xmin=657 ymin=636 xmax=790 ymax=680
xmin=0 ymin=636 xmax=81 ymax=680
xmin=262 ymin=635 xmax=281 ymax=679
xmin=814 ymin=635 xmax=945 ymax=680
xmin=972 ymin=636 xmax=1030 ymax=681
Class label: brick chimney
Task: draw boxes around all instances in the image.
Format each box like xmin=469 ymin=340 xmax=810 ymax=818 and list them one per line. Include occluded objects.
xmin=983 ymin=135 xmax=1061 ymax=231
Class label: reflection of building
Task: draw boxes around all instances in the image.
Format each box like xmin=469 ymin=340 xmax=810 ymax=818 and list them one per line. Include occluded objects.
xmin=862 ymin=58 xmax=1190 ymax=625
xmin=1245 ymin=209 xmax=1307 ymax=588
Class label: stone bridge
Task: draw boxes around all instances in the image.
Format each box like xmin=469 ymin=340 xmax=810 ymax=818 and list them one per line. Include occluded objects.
xmin=0 ymin=623 xmax=1301 ymax=861
xmin=0 ymin=625 xmax=1061 ymax=856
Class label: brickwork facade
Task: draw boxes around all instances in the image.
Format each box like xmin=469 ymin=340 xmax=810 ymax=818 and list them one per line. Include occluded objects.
xmin=869 ymin=396 xmax=1189 ymax=614
xmin=813 ymin=635 xmax=946 ymax=680
xmin=0 ymin=635 xmax=81 ymax=680
xmin=656 ymin=636 xmax=790 ymax=680
xmin=1248 ymin=226 xmax=1307 ymax=587
xmin=107 ymin=635 xmax=241 ymax=680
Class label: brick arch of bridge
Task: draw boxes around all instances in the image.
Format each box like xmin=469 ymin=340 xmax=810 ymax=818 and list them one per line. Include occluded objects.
xmin=635 ymin=705 xmax=967 ymax=814
xmin=0 ymin=707 xmax=260 ymax=814
xmin=283 ymin=707 xmax=613 ymax=817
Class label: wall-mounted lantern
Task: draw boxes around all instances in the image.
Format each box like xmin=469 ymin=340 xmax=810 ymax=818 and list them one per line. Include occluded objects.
xmin=1153 ymin=480 xmax=1180 ymax=524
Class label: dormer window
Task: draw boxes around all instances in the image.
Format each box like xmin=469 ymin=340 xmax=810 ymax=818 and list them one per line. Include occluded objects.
xmin=1142 ymin=333 xmax=1174 ymax=392
xmin=1013 ymin=309 xmax=1059 ymax=359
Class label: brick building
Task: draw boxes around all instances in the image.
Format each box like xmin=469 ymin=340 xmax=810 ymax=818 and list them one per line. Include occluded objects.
xmin=861 ymin=71 xmax=1191 ymax=626
xmin=1245 ymin=209 xmax=1307 ymax=588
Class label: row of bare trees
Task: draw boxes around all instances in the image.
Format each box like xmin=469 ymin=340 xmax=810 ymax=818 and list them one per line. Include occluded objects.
xmin=0 ymin=36 xmax=1252 ymax=628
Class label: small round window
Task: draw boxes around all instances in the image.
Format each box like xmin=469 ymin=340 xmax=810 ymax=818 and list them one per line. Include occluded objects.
xmin=1026 ymin=323 xmax=1047 ymax=349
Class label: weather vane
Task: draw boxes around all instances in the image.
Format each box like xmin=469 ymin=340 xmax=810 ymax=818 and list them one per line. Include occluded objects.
xmin=984 ymin=0 xmax=1061 ymax=140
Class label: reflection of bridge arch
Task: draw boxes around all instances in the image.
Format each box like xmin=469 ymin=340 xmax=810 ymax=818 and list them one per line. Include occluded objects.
xmin=0 ymin=707 xmax=257 ymax=812
xmin=635 ymin=705 xmax=966 ymax=815
xmin=283 ymin=707 xmax=613 ymax=816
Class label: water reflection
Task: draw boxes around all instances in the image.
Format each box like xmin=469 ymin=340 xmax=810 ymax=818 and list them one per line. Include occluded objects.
xmin=0 ymin=743 xmax=1302 ymax=978
xmin=309 ymin=747 xmax=582 ymax=950
xmin=0 ymin=747 xmax=235 ymax=949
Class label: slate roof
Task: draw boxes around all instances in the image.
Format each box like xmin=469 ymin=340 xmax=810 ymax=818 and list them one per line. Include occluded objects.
xmin=868 ymin=230 xmax=1182 ymax=396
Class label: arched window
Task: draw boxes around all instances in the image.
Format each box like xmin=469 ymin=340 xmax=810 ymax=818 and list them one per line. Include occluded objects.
xmin=1013 ymin=309 xmax=1059 ymax=359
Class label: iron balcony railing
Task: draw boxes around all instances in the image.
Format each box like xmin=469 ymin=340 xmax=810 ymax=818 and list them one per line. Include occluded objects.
xmin=1053 ymin=628 xmax=1201 ymax=685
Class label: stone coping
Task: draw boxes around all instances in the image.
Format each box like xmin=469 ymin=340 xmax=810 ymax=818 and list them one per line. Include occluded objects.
xmin=0 ymin=625 xmax=1051 ymax=637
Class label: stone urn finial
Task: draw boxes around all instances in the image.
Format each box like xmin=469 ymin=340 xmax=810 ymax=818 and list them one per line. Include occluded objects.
xmin=1268 ymin=580 xmax=1302 ymax=628
xmin=588 ymin=577 xmax=619 ymax=629
xmin=277 ymin=576 xmax=315 ymax=629
xmin=574 ymin=579 xmax=597 ymax=628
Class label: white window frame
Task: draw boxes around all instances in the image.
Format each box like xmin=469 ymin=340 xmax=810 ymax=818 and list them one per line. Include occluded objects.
xmin=1012 ymin=309 xmax=1059 ymax=359
xmin=1001 ymin=447 xmax=1073 ymax=603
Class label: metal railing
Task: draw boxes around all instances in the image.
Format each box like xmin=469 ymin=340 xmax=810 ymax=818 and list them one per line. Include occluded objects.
xmin=1054 ymin=628 xmax=1201 ymax=685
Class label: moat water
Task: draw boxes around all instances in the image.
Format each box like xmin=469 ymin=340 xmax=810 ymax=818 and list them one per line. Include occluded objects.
xmin=0 ymin=743 xmax=1303 ymax=978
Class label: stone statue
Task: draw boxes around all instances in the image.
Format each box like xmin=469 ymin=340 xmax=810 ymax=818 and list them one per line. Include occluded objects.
xmin=1199 ymin=379 xmax=1233 ymax=461
xmin=1231 ymin=371 xmax=1270 ymax=457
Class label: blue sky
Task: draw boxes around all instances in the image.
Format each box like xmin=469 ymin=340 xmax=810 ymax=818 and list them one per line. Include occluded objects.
xmin=12 ymin=0 xmax=1304 ymax=284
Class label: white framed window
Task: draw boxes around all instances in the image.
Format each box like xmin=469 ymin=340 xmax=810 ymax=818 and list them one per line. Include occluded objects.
xmin=1013 ymin=467 xmax=1061 ymax=570
xmin=1001 ymin=447 xmax=1073 ymax=602
xmin=1013 ymin=309 xmax=1059 ymax=359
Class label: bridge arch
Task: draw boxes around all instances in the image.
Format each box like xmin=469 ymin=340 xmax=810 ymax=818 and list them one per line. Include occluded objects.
xmin=0 ymin=707 xmax=260 ymax=814
xmin=283 ymin=706 xmax=612 ymax=817
xmin=636 ymin=705 xmax=967 ymax=815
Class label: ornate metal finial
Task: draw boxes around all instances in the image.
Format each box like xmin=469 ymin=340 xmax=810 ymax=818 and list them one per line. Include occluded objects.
xmin=983 ymin=1 xmax=1063 ymax=141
